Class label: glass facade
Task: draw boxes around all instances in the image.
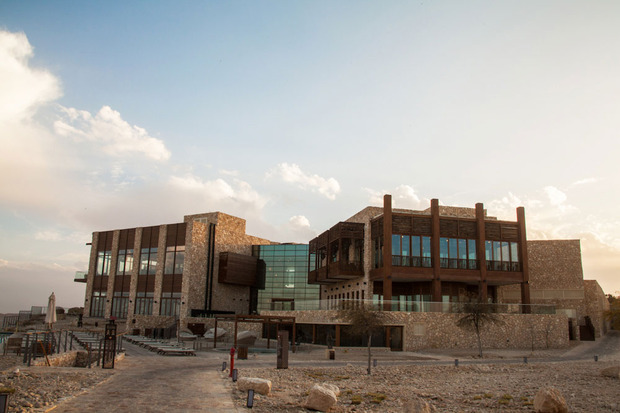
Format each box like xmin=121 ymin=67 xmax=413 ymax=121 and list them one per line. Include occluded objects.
xmin=253 ymin=244 xmax=319 ymax=312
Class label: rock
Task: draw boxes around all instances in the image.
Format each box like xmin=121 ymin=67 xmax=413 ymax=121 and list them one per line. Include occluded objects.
xmin=304 ymin=384 xmax=338 ymax=412
xmin=321 ymin=382 xmax=340 ymax=396
xmin=534 ymin=387 xmax=568 ymax=413
xmin=404 ymin=397 xmax=433 ymax=413
xmin=237 ymin=377 xmax=272 ymax=395
xmin=601 ymin=366 xmax=620 ymax=379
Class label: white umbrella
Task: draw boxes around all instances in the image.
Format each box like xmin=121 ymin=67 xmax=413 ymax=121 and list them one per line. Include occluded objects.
xmin=45 ymin=292 xmax=57 ymax=330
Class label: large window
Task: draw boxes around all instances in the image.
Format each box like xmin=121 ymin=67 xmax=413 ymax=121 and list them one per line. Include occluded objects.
xmin=485 ymin=240 xmax=520 ymax=271
xmin=134 ymin=292 xmax=153 ymax=315
xmin=90 ymin=291 xmax=106 ymax=318
xmin=96 ymin=251 xmax=112 ymax=276
xmin=391 ymin=235 xmax=433 ymax=268
xmin=164 ymin=245 xmax=185 ymax=275
xmin=139 ymin=248 xmax=158 ymax=275
xmin=439 ymin=237 xmax=477 ymax=269
xmin=111 ymin=292 xmax=129 ymax=319
xmin=117 ymin=249 xmax=134 ymax=275
xmin=160 ymin=292 xmax=181 ymax=317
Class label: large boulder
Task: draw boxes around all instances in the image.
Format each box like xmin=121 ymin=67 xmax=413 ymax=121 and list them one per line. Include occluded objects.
xmin=237 ymin=377 xmax=272 ymax=395
xmin=203 ymin=328 xmax=226 ymax=341
xmin=601 ymin=366 xmax=620 ymax=379
xmin=304 ymin=384 xmax=338 ymax=412
xmin=404 ymin=397 xmax=433 ymax=413
xmin=236 ymin=330 xmax=257 ymax=346
xmin=321 ymin=383 xmax=340 ymax=397
xmin=534 ymin=387 xmax=568 ymax=413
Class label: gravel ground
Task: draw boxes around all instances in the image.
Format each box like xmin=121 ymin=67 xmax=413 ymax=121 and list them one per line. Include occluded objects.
xmin=231 ymin=361 xmax=620 ymax=412
xmin=0 ymin=355 xmax=113 ymax=412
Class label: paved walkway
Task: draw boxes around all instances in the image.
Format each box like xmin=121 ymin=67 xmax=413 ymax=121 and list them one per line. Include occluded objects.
xmin=52 ymin=345 xmax=241 ymax=413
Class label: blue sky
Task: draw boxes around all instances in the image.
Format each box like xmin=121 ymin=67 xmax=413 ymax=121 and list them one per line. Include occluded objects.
xmin=1 ymin=1 xmax=619 ymax=312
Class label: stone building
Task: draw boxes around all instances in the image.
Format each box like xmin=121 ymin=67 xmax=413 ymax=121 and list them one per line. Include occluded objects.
xmin=83 ymin=212 xmax=274 ymax=333
xmin=80 ymin=195 xmax=609 ymax=348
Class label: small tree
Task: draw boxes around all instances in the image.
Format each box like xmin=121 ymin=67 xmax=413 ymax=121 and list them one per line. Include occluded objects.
xmin=338 ymin=301 xmax=385 ymax=375
xmin=456 ymin=299 xmax=504 ymax=358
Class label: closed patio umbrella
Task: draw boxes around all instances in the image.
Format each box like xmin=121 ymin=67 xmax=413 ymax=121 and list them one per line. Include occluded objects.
xmin=45 ymin=292 xmax=57 ymax=330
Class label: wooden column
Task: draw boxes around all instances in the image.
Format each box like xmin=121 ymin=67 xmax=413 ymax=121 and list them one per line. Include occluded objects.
xmin=431 ymin=199 xmax=441 ymax=302
xmin=517 ymin=206 xmax=531 ymax=313
xmin=475 ymin=203 xmax=488 ymax=301
xmin=382 ymin=195 xmax=393 ymax=308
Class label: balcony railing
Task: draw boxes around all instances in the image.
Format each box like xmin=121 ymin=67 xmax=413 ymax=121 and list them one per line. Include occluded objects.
xmin=391 ymin=256 xmax=432 ymax=268
xmin=260 ymin=299 xmax=555 ymax=315
xmin=486 ymin=261 xmax=521 ymax=272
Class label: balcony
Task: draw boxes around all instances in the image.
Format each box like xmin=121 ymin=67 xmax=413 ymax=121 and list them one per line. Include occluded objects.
xmin=74 ymin=271 xmax=87 ymax=283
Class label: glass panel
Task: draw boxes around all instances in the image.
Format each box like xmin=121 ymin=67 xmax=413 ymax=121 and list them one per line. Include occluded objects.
xmin=392 ymin=234 xmax=401 ymax=256
xmin=439 ymin=238 xmax=449 ymax=258
xmin=449 ymin=239 xmax=458 ymax=259
xmin=485 ymin=241 xmax=493 ymax=260
xmin=493 ymin=241 xmax=502 ymax=261
xmin=468 ymin=239 xmax=476 ymax=259
xmin=411 ymin=236 xmax=421 ymax=257
xmin=164 ymin=248 xmax=175 ymax=274
xmin=175 ymin=249 xmax=185 ymax=273
xmin=510 ymin=242 xmax=519 ymax=262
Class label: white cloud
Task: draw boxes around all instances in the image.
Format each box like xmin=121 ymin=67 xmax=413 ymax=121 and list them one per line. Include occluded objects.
xmin=571 ymin=177 xmax=599 ymax=186
xmin=364 ymin=184 xmax=428 ymax=209
xmin=54 ymin=105 xmax=171 ymax=161
xmin=268 ymin=163 xmax=341 ymax=200
xmin=289 ymin=215 xmax=310 ymax=228
xmin=543 ymin=186 xmax=567 ymax=206
xmin=219 ymin=169 xmax=240 ymax=177
xmin=0 ymin=30 xmax=61 ymax=124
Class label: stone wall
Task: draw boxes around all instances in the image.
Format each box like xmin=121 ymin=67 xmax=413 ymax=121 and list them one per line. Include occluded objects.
xmin=263 ymin=310 xmax=569 ymax=351
xmin=584 ymin=280 xmax=611 ymax=337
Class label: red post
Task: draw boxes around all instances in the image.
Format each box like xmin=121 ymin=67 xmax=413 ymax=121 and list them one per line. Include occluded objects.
xmin=229 ymin=347 xmax=235 ymax=377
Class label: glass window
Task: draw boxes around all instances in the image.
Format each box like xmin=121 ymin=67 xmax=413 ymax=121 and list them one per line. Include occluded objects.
xmin=117 ymin=249 xmax=133 ymax=275
xmin=510 ymin=242 xmax=519 ymax=262
xmin=458 ymin=239 xmax=467 ymax=260
xmin=402 ymin=236 xmax=410 ymax=257
xmin=493 ymin=241 xmax=502 ymax=261
xmin=468 ymin=239 xmax=477 ymax=259
xmin=501 ymin=242 xmax=510 ymax=262
xmin=485 ymin=241 xmax=493 ymax=261
xmin=392 ymin=234 xmax=401 ymax=256
xmin=96 ymin=251 xmax=111 ymax=276
xmin=439 ymin=238 xmax=449 ymax=258
xmin=411 ymin=236 xmax=421 ymax=257
xmin=139 ymin=247 xmax=158 ymax=275
xmin=449 ymin=238 xmax=458 ymax=259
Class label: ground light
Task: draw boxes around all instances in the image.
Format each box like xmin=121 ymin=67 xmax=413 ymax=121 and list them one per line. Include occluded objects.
xmin=247 ymin=389 xmax=254 ymax=408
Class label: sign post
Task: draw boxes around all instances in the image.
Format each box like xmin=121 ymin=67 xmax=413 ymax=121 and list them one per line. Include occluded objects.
xmin=277 ymin=330 xmax=288 ymax=369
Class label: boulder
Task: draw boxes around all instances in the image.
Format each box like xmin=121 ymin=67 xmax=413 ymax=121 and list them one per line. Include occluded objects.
xmin=237 ymin=377 xmax=272 ymax=395
xmin=203 ymin=328 xmax=227 ymax=341
xmin=236 ymin=330 xmax=257 ymax=346
xmin=601 ymin=366 xmax=620 ymax=379
xmin=404 ymin=397 xmax=433 ymax=413
xmin=534 ymin=387 xmax=568 ymax=413
xmin=321 ymin=382 xmax=340 ymax=397
xmin=304 ymin=384 xmax=338 ymax=412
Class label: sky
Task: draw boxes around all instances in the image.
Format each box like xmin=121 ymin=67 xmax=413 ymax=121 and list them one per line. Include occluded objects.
xmin=1 ymin=1 xmax=619 ymax=313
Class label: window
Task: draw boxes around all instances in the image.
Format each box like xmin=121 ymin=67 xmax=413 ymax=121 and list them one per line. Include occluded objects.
xmin=90 ymin=291 xmax=106 ymax=318
xmin=134 ymin=292 xmax=153 ymax=315
xmin=164 ymin=245 xmax=185 ymax=275
xmin=117 ymin=249 xmax=134 ymax=275
xmin=485 ymin=240 xmax=520 ymax=271
xmin=139 ymin=248 xmax=158 ymax=275
xmin=421 ymin=236 xmax=431 ymax=267
xmin=160 ymin=292 xmax=181 ymax=317
xmin=96 ymin=251 xmax=112 ymax=276
xmin=439 ymin=238 xmax=477 ymax=269
xmin=111 ymin=292 xmax=129 ymax=319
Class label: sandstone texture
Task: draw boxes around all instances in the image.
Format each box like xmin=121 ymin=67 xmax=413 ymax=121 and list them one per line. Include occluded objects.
xmin=304 ymin=384 xmax=338 ymax=412
xmin=237 ymin=377 xmax=272 ymax=395
xmin=533 ymin=387 xmax=569 ymax=413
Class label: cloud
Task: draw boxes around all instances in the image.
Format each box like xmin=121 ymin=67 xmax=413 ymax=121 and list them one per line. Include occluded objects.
xmin=54 ymin=105 xmax=171 ymax=161
xmin=364 ymin=184 xmax=428 ymax=209
xmin=268 ymin=163 xmax=341 ymax=200
xmin=0 ymin=30 xmax=61 ymax=124
xmin=571 ymin=177 xmax=599 ymax=187
xmin=289 ymin=215 xmax=310 ymax=228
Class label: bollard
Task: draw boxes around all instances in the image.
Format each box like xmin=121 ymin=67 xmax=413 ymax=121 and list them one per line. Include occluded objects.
xmin=594 ymin=355 xmax=598 ymax=362
xmin=247 ymin=389 xmax=254 ymax=408
xmin=523 ymin=357 xmax=528 ymax=364
xmin=229 ymin=347 xmax=235 ymax=377
xmin=232 ymin=369 xmax=238 ymax=382
xmin=221 ymin=361 xmax=227 ymax=371
xmin=454 ymin=359 xmax=459 ymax=367
xmin=373 ymin=359 xmax=377 ymax=367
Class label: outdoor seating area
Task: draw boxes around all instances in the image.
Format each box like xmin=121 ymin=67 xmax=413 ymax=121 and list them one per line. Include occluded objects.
xmin=123 ymin=335 xmax=196 ymax=356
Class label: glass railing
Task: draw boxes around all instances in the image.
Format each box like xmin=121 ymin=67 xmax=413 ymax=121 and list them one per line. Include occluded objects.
xmin=260 ymin=299 xmax=555 ymax=314
xmin=74 ymin=271 xmax=87 ymax=282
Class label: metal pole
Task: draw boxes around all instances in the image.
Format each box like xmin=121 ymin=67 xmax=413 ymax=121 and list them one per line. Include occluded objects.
xmin=23 ymin=334 xmax=30 ymax=364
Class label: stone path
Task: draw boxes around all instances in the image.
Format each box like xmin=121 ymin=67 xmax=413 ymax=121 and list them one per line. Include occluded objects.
xmin=51 ymin=344 xmax=241 ymax=413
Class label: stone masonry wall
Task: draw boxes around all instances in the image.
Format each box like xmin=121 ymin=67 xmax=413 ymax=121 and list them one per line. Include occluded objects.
xmin=263 ymin=310 xmax=569 ymax=351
